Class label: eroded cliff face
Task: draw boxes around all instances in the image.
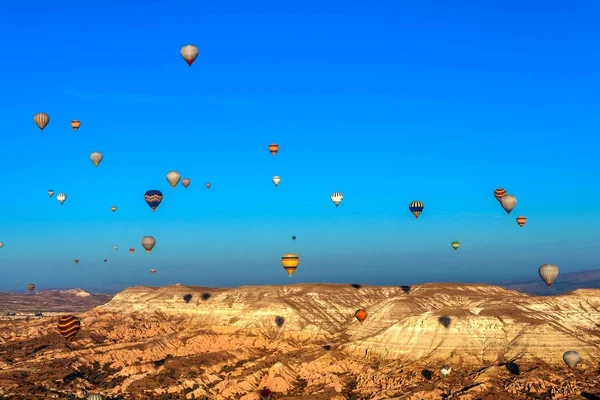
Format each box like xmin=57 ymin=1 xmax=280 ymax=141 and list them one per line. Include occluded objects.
xmin=0 ymin=283 xmax=599 ymax=399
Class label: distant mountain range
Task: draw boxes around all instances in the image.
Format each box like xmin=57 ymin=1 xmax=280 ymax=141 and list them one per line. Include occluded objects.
xmin=499 ymin=269 xmax=600 ymax=295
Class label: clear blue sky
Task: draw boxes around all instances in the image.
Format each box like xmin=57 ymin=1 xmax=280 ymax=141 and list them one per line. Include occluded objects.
xmin=0 ymin=0 xmax=598 ymax=293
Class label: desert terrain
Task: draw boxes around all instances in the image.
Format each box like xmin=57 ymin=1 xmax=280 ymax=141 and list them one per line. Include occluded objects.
xmin=0 ymin=283 xmax=599 ymax=400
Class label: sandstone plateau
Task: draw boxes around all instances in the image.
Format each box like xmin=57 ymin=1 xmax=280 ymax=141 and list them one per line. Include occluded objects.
xmin=0 ymin=283 xmax=599 ymax=399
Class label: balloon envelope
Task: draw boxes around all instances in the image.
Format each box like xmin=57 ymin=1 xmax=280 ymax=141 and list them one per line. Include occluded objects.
xmin=355 ymin=309 xmax=367 ymax=323
xmin=281 ymin=253 xmax=299 ymax=276
xmin=516 ymin=216 xmax=527 ymax=227
xmin=409 ymin=200 xmax=424 ymax=219
xmin=33 ymin=113 xmax=50 ymax=130
xmin=57 ymin=315 xmax=81 ymax=342
xmin=182 ymin=178 xmax=191 ymax=188
xmin=205 ymin=182 xmax=211 ymax=189
xmin=141 ymin=236 xmax=156 ymax=253
xmin=110 ymin=205 xmax=117 ymax=212
xmin=268 ymin=143 xmax=279 ymax=156
xmin=28 ymin=284 xmax=35 ymax=291
xmin=56 ymin=193 xmax=67 ymax=204
xmin=563 ymin=351 xmax=581 ymax=368
xmin=451 ymin=241 xmax=460 ymax=250
xmin=331 ymin=192 xmax=343 ymax=207
xmin=90 ymin=152 xmax=103 ymax=167
xmin=48 ymin=190 xmax=54 ymax=197
xmin=500 ymin=194 xmax=517 ymax=214
xmin=272 ymin=176 xmax=281 ymax=186
xmin=180 ymin=44 xmax=199 ymax=66
xmin=494 ymin=188 xmax=506 ymax=202
xmin=144 ymin=190 xmax=163 ymax=211
xmin=166 ymin=171 xmax=181 ymax=188
xmin=538 ymin=263 xmax=558 ymax=287
xmin=71 ymin=120 xmax=81 ymax=131
xmin=0 ymin=242 xmax=3 ymax=248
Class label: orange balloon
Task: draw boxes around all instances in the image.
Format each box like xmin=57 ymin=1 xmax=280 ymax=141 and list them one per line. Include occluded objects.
xmin=268 ymin=143 xmax=279 ymax=156
xmin=71 ymin=120 xmax=81 ymax=131
xmin=355 ymin=309 xmax=367 ymax=324
xmin=494 ymin=188 xmax=506 ymax=202
xmin=516 ymin=216 xmax=527 ymax=227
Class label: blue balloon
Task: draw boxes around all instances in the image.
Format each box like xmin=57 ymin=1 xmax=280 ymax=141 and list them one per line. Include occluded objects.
xmin=144 ymin=190 xmax=163 ymax=212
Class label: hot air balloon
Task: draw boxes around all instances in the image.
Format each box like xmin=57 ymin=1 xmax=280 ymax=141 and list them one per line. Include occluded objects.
xmin=272 ymin=176 xmax=281 ymax=186
xmin=150 ymin=269 xmax=156 ymax=274
xmin=0 ymin=242 xmax=3 ymax=248
xmin=71 ymin=120 xmax=81 ymax=131
xmin=440 ymin=366 xmax=451 ymax=377
xmin=539 ymin=263 xmax=558 ymax=288
xmin=114 ymin=246 xmax=118 ymax=251
xmin=409 ymin=200 xmax=424 ymax=219
xmin=205 ymin=182 xmax=211 ymax=189
xmin=355 ymin=309 xmax=367 ymax=324
xmin=110 ymin=205 xmax=117 ymax=213
xmin=141 ymin=236 xmax=156 ymax=253
xmin=500 ymin=194 xmax=517 ymax=214
xmin=57 ymin=193 xmax=67 ymax=205
xmin=451 ymin=241 xmax=460 ymax=250
xmin=494 ymin=188 xmax=506 ymax=202
xmin=28 ymin=284 xmax=35 ymax=291
xmin=48 ymin=190 xmax=54 ymax=197
xmin=144 ymin=190 xmax=163 ymax=211
xmin=181 ymin=178 xmax=191 ymax=188
xmin=166 ymin=171 xmax=181 ymax=188
xmin=516 ymin=216 xmax=527 ymax=227
xmin=90 ymin=152 xmax=103 ymax=167
xmin=74 ymin=258 xmax=79 ymax=264
xmin=268 ymin=143 xmax=279 ymax=156
xmin=33 ymin=112 xmax=50 ymax=131
xmin=129 ymin=248 xmax=135 ymax=254
xmin=259 ymin=388 xmax=272 ymax=400
xmin=87 ymin=394 xmax=104 ymax=400
xmin=292 ymin=236 xmax=296 ymax=241
xmin=563 ymin=351 xmax=581 ymax=369
xmin=180 ymin=44 xmax=199 ymax=66
xmin=331 ymin=192 xmax=343 ymax=207
xmin=104 ymin=258 xmax=107 ymax=262
xmin=57 ymin=315 xmax=80 ymax=342
xmin=281 ymin=253 xmax=299 ymax=276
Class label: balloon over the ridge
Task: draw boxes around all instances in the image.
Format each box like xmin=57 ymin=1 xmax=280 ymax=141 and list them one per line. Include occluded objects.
xmin=355 ymin=309 xmax=367 ymax=324
xmin=440 ymin=366 xmax=452 ymax=377
xmin=563 ymin=351 xmax=581 ymax=368
xmin=57 ymin=315 xmax=80 ymax=342
xmin=33 ymin=112 xmax=50 ymax=130
xmin=205 ymin=182 xmax=211 ymax=189
xmin=494 ymin=188 xmax=506 ymax=202
xmin=56 ymin=193 xmax=67 ymax=205
xmin=331 ymin=192 xmax=343 ymax=207
xmin=539 ymin=263 xmax=558 ymax=287
xmin=28 ymin=284 xmax=35 ymax=291
xmin=272 ymin=176 xmax=281 ymax=187
xmin=268 ymin=143 xmax=279 ymax=156
xmin=500 ymin=194 xmax=517 ymax=214
xmin=47 ymin=190 xmax=54 ymax=197
xmin=451 ymin=241 xmax=460 ymax=250
xmin=110 ymin=205 xmax=117 ymax=213
xmin=144 ymin=190 xmax=163 ymax=211
xmin=409 ymin=200 xmax=424 ymax=219
xmin=516 ymin=216 xmax=527 ymax=227
xmin=141 ymin=236 xmax=156 ymax=253
xmin=181 ymin=178 xmax=191 ymax=188
xmin=180 ymin=44 xmax=199 ymax=66
xmin=166 ymin=171 xmax=181 ymax=188
xmin=281 ymin=253 xmax=299 ymax=276
xmin=71 ymin=120 xmax=81 ymax=131
xmin=90 ymin=152 xmax=103 ymax=167
xmin=150 ymin=269 xmax=156 ymax=274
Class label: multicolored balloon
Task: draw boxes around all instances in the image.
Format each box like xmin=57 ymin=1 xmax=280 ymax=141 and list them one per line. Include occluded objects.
xmin=268 ymin=143 xmax=279 ymax=156
xmin=516 ymin=216 xmax=527 ymax=227
xmin=281 ymin=253 xmax=299 ymax=276
xmin=331 ymin=192 xmax=343 ymax=207
xmin=57 ymin=193 xmax=67 ymax=205
xmin=71 ymin=120 xmax=81 ymax=131
xmin=28 ymin=284 xmax=35 ymax=291
xmin=57 ymin=315 xmax=81 ymax=342
xmin=409 ymin=200 xmax=424 ymax=219
xmin=48 ymin=190 xmax=54 ymax=197
xmin=144 ymin=190 xmax=163 ymax=212
xmin=33 ymin=113 xmax=50 ymax=130
xmin=110 ymin=205 xmax=117 ymax=213
xmin=451 ymin=241 xmax=460 ymax=250
xmin=494 ymin=188 xmax=506 ymax=202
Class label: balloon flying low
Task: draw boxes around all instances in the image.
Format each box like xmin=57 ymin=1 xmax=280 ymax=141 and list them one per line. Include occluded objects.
xmin=355 ymin=309 xmax=367 ymax=324
xmin=28 ymin=284 xmax=35 ymax=291
xmin=281 ymin=253 xmax=299 ymax=276
xmin=180 ymin=44 xmax=199 ymax=66
xmin=440 ymin=366 xmax=451 ymax=377
xmin=57 ymin=315 xmax=81 ymax=342
xmin=538 ymin=263 xmax=558 ymax=288
xmin=563 ymin=351 xmax=581 ymax=369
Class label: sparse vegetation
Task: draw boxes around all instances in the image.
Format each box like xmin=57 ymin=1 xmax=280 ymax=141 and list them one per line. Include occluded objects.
xmin=76 ymin=361 xmax=128 ymax=388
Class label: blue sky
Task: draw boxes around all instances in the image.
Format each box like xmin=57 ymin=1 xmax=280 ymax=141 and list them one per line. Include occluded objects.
xmin=0 ymin=0 xmax=598 ymax=293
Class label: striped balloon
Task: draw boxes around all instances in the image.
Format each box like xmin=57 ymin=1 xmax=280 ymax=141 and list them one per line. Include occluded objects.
xmin=87 ymin=394 xmax=104 ymax=400
xmin=409 ymin=200 xmax=424 ymax=219
xmin=144 ymin=190 xmax=163 ymax=211
xmin=268 ymin=143 xmax=279 ymax=156
xmin=281 ymin=253 xmax=299 ymax=276
xmin=33 ymin=112 xmax=50 ymax=130
xmin=57 ymin=315 xmax=81 ymax=342
xmin=494 ymin=188 xmax=507 ymax=202
xmin=516 ymin=216 xmax=527 ymax=227
xmin=71 ymin=120 xmax=81 ymax=131
xmin=331 ymin=192 xmax=343 ymax=207
xmin=27 ymin=283 xmax=35 ymax=291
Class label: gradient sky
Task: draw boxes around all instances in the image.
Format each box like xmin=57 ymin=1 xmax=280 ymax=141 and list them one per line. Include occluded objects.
xmin=0 ymin=1 xmax=599 ymax=293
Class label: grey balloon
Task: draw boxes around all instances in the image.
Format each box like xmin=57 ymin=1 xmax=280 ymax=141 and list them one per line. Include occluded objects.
xmin=500 ymin=194 xmax=517 ymax=214
xmin=538 ymin=263 xmax=558 ymax=287
xmin=563 ymin=350 xmax=581 ymax=368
